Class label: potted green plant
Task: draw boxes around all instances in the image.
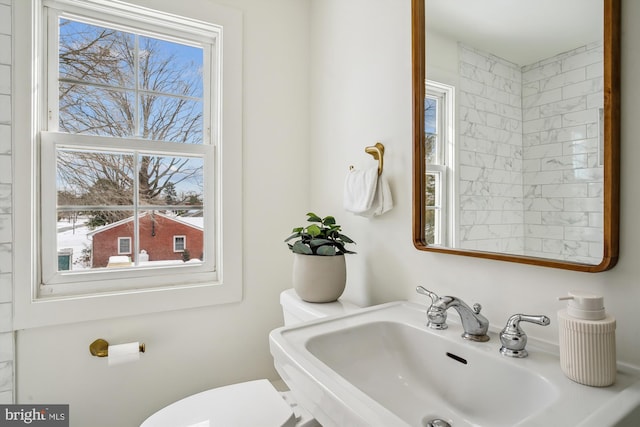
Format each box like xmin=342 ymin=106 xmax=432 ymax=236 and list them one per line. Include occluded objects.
xmin=285 ymin=212 xmax=356 ymax=302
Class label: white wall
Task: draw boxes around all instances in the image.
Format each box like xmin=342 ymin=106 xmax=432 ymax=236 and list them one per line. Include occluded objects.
xmin=310 ymin=0 xmax=640 ymax=370
xmin=13 ymin=0 xmax=310 ymax=426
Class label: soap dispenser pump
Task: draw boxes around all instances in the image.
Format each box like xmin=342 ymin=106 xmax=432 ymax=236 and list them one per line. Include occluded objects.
xmin=557 ymin=291 xmax=616 ymax=387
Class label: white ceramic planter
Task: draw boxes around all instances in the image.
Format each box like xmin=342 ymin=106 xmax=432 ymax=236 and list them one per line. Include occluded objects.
xmin=292 ymin=253 xmax=346 ymax=303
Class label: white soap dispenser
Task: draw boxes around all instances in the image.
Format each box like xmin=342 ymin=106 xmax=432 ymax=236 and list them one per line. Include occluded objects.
xmin=557 ymin=291 xmax=616 ymax=387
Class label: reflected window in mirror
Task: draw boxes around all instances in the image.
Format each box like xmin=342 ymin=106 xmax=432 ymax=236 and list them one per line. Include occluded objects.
xmin=425 ymin=81 xmax=454 ymax=246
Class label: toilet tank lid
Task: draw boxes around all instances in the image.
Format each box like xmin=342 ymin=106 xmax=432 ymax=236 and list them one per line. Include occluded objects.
xmin=280 ymin=289 xmax=360 ymax=322
xmin=140 ymin=380 xmax=296 ymax=427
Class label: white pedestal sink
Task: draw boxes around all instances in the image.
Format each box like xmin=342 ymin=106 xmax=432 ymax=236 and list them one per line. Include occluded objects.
xmin=269 ymin=301 xmax=640 ymax=427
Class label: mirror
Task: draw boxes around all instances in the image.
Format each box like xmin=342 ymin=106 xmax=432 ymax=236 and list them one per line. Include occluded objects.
xmin=412 ymin=0 xmax=620 ymax=271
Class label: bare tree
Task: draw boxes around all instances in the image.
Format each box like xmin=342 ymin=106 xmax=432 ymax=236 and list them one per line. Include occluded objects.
xmin=56 ymin=19 xmax=204 ymax=223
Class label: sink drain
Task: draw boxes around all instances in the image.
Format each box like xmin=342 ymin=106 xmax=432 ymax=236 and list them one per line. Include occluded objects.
xmin=424 ymin=418 xmax=452 ymax=427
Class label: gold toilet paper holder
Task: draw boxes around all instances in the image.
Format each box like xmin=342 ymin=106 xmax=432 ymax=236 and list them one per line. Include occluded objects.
xmin=89 ymin=338 xmax=146 ymax=357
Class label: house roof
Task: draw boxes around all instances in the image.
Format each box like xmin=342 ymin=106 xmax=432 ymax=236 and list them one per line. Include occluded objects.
xmin=87 ymin=211 xmax=203 ymax=238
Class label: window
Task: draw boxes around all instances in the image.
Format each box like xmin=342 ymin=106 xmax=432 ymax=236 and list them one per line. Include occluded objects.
xmin=174 ymin=236 xmax=186 ymax=252
xmin=41 ymin=0 xmax=218 ymax=291
xmin=118 ymin=237 xmax=131 ymax=254
xmin=424 ymin=80 xmax=455 ymax=246
xmin=13 ymin=0 xmax=243 ymax=328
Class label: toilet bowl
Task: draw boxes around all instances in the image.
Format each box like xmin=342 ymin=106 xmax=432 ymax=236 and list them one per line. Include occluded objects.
xmin=140 ymin=289 xmax=360 ymax=427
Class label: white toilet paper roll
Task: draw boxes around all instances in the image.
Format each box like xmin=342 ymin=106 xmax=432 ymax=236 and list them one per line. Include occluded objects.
xmin=108 ymin=342 xmax=141 ymax=366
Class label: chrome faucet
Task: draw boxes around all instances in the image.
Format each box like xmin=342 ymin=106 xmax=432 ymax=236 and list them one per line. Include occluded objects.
xmin=499 ymin=314 xmax=550 ymax=358
xmin=416 ymin=286 xmax=490 ymax=342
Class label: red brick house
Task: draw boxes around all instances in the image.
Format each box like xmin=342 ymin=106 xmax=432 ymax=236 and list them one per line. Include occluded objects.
xmin=89 ymin=212 xmax=204 ymax=268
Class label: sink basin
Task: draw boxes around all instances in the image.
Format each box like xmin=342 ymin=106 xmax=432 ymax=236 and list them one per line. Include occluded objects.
xmin=269 ymin=301 xmax=640 ymax=427
xmin=306 ymin=320 xmax=555 ymax=426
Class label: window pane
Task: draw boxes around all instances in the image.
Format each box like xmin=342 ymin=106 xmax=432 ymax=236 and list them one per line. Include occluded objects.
xmin=140 ymin=94 xmax=203 ymax=143
xmin=425 ymin=133 xmax=437 ymax=164
xmin=59 ymin=18 xmax=135 ymax=88
xmin=138 ymin=156 xmax=204 ymax=206
xmin=425 ymin=173 xmax=437 ymax=207
xmin=59 ymin=84 xmax=135 ymax=137
xmin=138 ymin=212 xmax=202 ymax=263
xmin=424 ymin=98 xmax=437 ymax=134
xmin=138 ymin=36 xmax=203 ymax=98
xmin=425 ymin=171 xmax=442 ymax=245
xmin=57 ymin=149 xmax=135 ymax=207
xmin=425 ymin=209 xmax=436 ymax=245
xmin=424 ymin=97 xmax=438 ymax=164
xmin=56 ymin=209 xmax=134 ymax=271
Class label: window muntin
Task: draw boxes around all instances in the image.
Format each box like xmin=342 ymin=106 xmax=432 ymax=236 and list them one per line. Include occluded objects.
xmin=42 ymin=4 xmax=217 ymax=291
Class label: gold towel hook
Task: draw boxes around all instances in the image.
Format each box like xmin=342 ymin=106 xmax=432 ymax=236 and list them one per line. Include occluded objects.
xmin=365 ymin=142 xmax=385 ymax=176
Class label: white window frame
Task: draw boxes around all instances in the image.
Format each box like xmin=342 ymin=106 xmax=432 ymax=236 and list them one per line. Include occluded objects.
xmin=41 ymin=2 xmax=216 ymax=289
xmin=173 ymin=236 xmax=186 ymax=253
xmin=425 ymin=80 xmax=455 ymax=247
xmin=118 ymin=237 xmax=132 ymax=255
xmin=13 ymin=0 xmax=243 ymax=329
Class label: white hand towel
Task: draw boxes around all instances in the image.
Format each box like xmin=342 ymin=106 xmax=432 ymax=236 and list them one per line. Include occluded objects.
xmin=343 ymin=167 xmax=379 ymax=213
xmin=359 ymin=175 xmax=393 ymax=218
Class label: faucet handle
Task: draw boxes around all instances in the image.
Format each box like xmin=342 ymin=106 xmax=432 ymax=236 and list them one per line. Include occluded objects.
xmin=416 ymin=286 xmax=439 ymax=304
xmin=499 ymin=314 xmax=550 ymax=358
xmin=416 ymin=286 xmax=448 ymax=329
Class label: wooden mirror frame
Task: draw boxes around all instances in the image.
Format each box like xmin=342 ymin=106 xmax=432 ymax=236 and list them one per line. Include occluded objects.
xmin=412 ymin=0 xmax=620 ymax=272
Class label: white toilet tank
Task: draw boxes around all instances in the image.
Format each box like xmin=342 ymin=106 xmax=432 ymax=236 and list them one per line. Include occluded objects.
xmin=280 ymin=289 xmax=360 ymax=325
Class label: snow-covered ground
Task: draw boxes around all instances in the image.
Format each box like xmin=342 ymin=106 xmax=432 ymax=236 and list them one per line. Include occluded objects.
xmin=57 ymin=219 xmax=92 ymax=270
